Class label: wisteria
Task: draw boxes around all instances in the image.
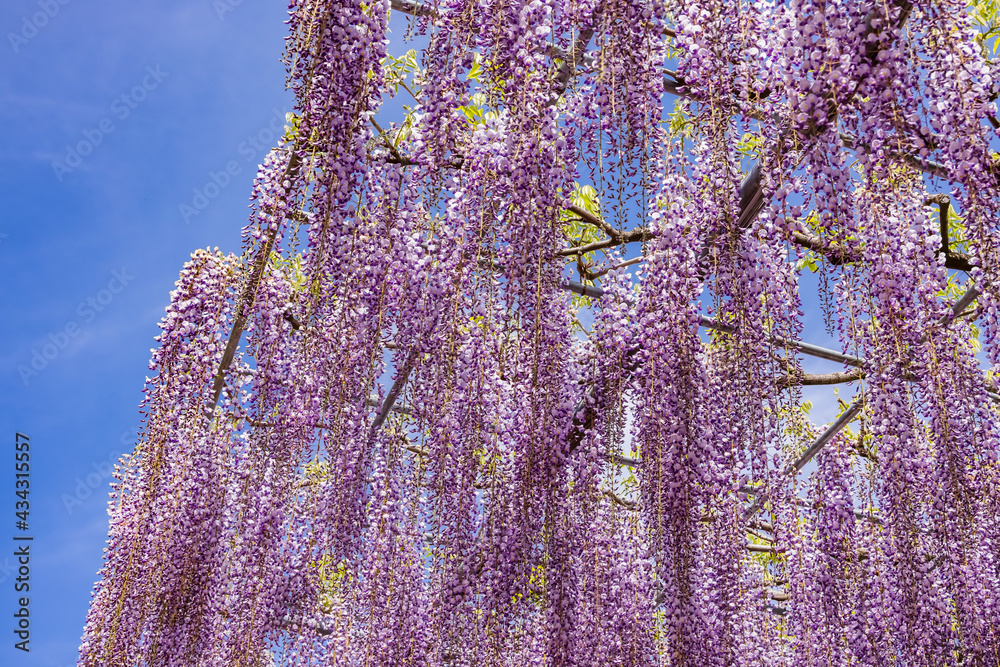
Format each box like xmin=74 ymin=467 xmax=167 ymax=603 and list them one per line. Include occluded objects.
xmin=81 ymin=0 xmax=1000 ymax=665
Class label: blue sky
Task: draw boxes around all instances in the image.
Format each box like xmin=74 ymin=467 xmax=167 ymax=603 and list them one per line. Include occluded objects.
xmin=0 ymin=1 xmax=296 ymax=663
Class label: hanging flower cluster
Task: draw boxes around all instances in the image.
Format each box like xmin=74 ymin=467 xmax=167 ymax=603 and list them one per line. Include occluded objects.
xmin=82 ymin=0 xmax=1000 ymax=665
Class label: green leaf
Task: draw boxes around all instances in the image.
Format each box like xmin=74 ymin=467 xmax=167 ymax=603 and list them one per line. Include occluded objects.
xmin=736 ymin=132 xmax=762 ymax=157
xmin=667 ymin=102 xmax=692 ymax=138
xmin=795 ymin=251 xmax=820 ymax=273
xmin=467 ymin=54 xmax=483 ymax=82
xmin=565 ymin=182 xmax=601 ymax=218
xmin=969 ymin=0 xmax=1000 ymax=58
xmin=457 ymin=92 xmax=492 ymax=126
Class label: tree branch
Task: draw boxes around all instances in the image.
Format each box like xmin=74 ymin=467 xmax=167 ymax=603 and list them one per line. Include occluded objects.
xmin=551 ymin=28 xmax=594 ymax=100
xmin=558 ymin=227 xmax=651 ymax=256
xmin=603 ymin=489 xmax=638 ymax=510
xmin=792 ymin=225 xmax=973 ymax=272
xmin=209 ymin=147 xmax=303 ymax=409
xmin=566 ymin=204 xmax=619 ymax=238
xmin=389 ymin=0 xmax=433 ymax=17
xmin=777 ymin=368 xmax=865 ymax=388
xmin=371 ymin=351 xmax=420 ymax=434
xmin=371 ymin=117 xmax=406 ymax=164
